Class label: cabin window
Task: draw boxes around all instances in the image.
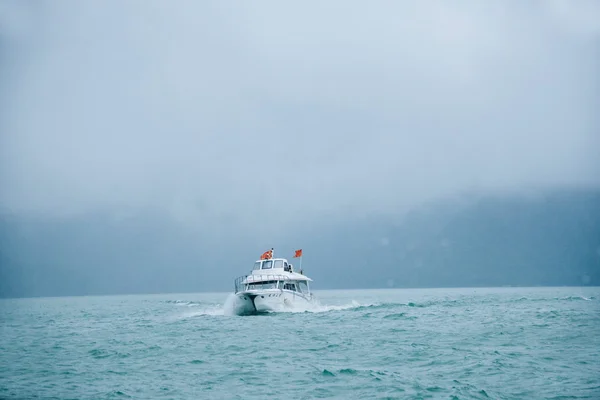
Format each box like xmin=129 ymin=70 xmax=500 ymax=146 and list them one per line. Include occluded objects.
xmin=262 ymin=260 xmax=273 ymax=269
xmin=298 ymin=281 xmax=308 ymax=293
xmin=253 ymin=261 xmax=262 ymax=270
xmin=273 ymin=260 xmax=283 ymax=269
xmin=247 ymin=280 xmax=277 ymax=290
xmin=283 ymin=283 xmax=296 ymax=291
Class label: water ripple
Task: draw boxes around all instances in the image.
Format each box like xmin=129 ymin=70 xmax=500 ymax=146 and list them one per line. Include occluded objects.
xmin=1 ymin=287 xmax=599 ymax=399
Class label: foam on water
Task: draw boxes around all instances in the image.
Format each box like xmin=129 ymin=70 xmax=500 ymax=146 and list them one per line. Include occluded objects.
xmin=170 ymin=293 xmax=574 ymax=317
xmin=210 ymin=296 xmax=369 ymax=316
xmin=182 ymin=305 xmax=224 ymax=317
xmin=170 ymin=295 xmax=373 ymax=317
xmin=291 ymin=299 xmax=370 ymax=313
xmin=168 ymin=300 xmax=226 ymax=318
xmin=222 ymin=293 xmax=238 ymax=316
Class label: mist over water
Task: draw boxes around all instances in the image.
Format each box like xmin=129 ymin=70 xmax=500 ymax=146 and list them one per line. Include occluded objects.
xmin=1 ymin=1 xmax=599 ymax=298
xmin=1 ymin=1 xmax=599 ymax=227
xmin=2 ymin=188 xmax=598 ymax=298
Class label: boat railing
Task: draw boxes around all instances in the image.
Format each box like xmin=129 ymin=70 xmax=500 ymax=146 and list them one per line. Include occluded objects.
xmin=234 ymin=274 xmax=292 ymax=294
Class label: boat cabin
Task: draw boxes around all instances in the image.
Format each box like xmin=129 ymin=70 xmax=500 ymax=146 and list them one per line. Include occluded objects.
xmin=253 ymin=258 xmax=296 ymax=273
xmin=233 ymin=257 xmax=312 ymax=294
xmin=244 ymin=279 xmax=310 ymax=294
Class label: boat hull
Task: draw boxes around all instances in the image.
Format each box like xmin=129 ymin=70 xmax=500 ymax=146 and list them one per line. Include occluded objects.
xmin=232 ymin=289 xmax=314 ymax=315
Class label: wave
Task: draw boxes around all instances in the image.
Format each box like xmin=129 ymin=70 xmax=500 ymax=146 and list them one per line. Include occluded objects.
xmin=558 ymin=296 xmax=594 ymax=301
xmin=314 ymin=366 xmax=404 ymax=379
xmin=294 ymin=300 xmax=367 ymax=313
xmin=166 ymin=299 xmax=226 ymax=317
xmin=183 ymin=305 xmax=225 ymax=317
xmin=507 ymin=295 xmax=596 ymax=303
xmin=165 ymin=300 xmax=204 ymax=307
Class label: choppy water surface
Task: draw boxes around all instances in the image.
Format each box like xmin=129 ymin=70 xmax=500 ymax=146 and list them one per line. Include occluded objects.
xmin=1 ymin=287 xmax=599 ymax=399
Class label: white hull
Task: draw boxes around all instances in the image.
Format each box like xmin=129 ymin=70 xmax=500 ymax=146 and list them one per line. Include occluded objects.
xmin=232 ymin=289 xmax=315 ymax=315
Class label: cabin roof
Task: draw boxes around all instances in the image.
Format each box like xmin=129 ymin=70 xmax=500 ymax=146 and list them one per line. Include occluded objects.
xmin=251 ymin=258 xmax=311 ymax=281
xmin=255 ymin=257 xmax=288 ymax=263
xmin=244 ymin=272 xmax=312 ymax=282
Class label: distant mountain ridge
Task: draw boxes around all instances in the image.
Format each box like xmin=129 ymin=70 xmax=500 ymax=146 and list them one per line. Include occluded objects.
xmin=1 ymin=189 xmax=599 ymax=298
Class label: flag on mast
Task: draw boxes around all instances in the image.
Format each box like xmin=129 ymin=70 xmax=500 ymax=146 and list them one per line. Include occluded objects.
xmin=294 ymin=249 xmax=303 ymax=258
xmin=260 ymin=248 xmax=273 ymax=260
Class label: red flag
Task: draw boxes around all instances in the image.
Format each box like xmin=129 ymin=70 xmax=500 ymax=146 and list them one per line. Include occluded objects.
xmin=260 ymin=249 xmax=273 ymax=260
xmin=294 ymin=249 xmax=303 ymax=258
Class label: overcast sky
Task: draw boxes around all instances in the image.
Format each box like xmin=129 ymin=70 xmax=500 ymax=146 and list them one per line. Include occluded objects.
xmin=1 ymin=0 xmax=599 ymax=229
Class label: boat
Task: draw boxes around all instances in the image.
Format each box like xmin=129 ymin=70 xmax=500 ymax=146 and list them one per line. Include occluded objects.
xmin=232 ymin=249 xmax=315 ymax=315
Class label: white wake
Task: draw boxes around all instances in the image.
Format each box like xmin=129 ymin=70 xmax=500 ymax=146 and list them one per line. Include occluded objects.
xmin=171 ymin=295 xmax=369 ymax=317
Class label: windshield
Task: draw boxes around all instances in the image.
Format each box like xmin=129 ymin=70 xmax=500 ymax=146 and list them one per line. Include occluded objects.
xmin=253 ymin=261 xmax=261 ymax=270
xmin=298 ymin=281 xmax=308 ymax=293
xmin=262 ymin=260 xmax=273 ymax=269
xmin=247 ymin=280 xmax=278 ymax=290
xmin=273 ymin=260 xmax=283 ymax=269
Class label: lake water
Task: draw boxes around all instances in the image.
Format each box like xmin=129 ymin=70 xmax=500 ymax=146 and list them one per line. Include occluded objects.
xmin=1 ymin=287 xmax=599 ymax=399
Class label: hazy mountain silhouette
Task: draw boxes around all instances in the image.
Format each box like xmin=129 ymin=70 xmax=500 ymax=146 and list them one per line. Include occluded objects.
xmin=303 ymin=189 xmax=599 ymax=289
xmin=1 ymin=189 xmax=598 ymax=298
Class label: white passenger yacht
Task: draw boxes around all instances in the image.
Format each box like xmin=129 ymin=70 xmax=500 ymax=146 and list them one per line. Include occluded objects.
xmin=232 ymin=249 xmax=315 ymax=315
